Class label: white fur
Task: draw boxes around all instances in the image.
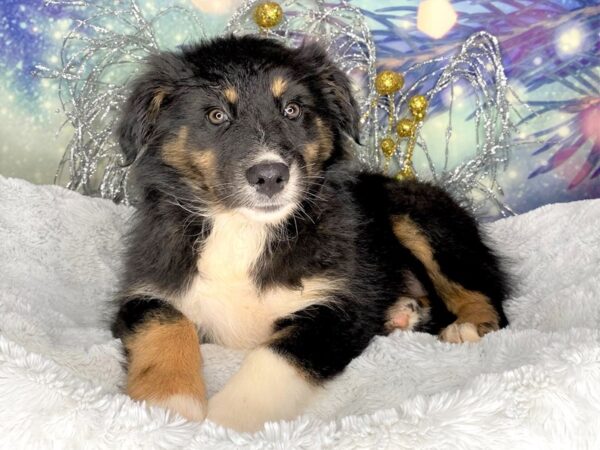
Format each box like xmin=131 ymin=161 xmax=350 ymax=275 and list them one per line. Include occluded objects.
xmin=207 ymin=347 xmax=316 ymax=432
xmin=237 ymin=203 xmax=298 ymax=224
xmin=440 ymin=322 xmax=481 ymax=343
xmin=2 ymin=178 xmax=600 ymax=447
xmin=254 ymin=150 xmax=285 ymax=165
xmin=174 ymin=210 xmax=337 ymax=349
xmin=155 ymin=394 xmax=206 ymax=422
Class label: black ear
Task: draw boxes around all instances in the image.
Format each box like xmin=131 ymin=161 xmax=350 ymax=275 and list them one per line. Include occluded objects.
xmin=297 ymin=42 xmax=361 ymax=144
xmin=117 ymin=52 xmax=189 ymax=165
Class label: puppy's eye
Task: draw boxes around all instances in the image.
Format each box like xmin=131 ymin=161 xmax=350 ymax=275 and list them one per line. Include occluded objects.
xmin=207 ymin=108 xmax=229 ymax=125
xmin=283 ymin=102 xmax=301 ymax=120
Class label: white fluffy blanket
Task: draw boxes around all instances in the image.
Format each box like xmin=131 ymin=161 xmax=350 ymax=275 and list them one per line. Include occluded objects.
xmin=1 ymin=176 xmax=599 ymax=449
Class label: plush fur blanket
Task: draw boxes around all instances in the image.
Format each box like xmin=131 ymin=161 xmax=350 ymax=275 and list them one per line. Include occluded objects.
xmin=1 ymin=176 xmax=599 ymax=449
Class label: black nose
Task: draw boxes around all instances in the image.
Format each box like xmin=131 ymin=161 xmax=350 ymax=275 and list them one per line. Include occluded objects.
xmin=245 ymin=162 xmax=290 ymax=198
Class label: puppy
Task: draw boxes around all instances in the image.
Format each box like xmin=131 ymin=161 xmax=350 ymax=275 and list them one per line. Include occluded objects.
xmin=111 ymin=35 xmax=509 ymax=432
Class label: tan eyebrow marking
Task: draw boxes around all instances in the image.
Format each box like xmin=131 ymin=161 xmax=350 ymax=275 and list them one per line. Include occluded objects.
xmin=223 ymin=86 xmax=238 ymax=103
xmin=271 ymin=76 xmax=288 ymax=98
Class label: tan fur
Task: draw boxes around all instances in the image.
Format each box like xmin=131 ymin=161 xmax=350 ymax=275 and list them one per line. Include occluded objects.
xmin=149 ymin=89 xmax=167 ymax=121
xmin=271 ymin=76 xmax=288 ymax=97
xmin=303 ymin=118 xmax=334 ymax=173
xmin=391 ymin=215 xmax=499 ymax=338
xmin=207 ymin=347 xmax=317 ymax=432
xmin=193 ymin=150 xmax=217 ymax=177
xmin=223 ymin=86 xmax=238 ymax=103
xmin=161 ymin=127 xmax=216 ymax=189
xmin=174 ymin=210 xmax=343 ymax=349
xmin=316 ymin=117 xmax=334 ymax=158
xmin=303 ymin=142 xmax=320 ymax=169
xmin=124 ymin=317 xmax=206 ymax=419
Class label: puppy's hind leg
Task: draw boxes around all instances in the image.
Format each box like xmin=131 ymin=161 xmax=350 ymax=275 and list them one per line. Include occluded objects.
xmin=391 ymin=215 xmax=506 ymax=343
xmin=385 ymin=296 xmax=431 ymax=333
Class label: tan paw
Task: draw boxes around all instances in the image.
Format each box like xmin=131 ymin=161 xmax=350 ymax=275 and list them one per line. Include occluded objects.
xmin=439 ymin=322 xmax=480 ymax=343
xmin=154 ymin=394 xmax=207 ymax=421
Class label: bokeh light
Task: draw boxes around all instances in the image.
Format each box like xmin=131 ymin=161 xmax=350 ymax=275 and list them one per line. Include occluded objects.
xmin=190 ymin=0 xmax=241 ymax=15
xmin=417 ymin=0 xmax=457 ymax=39
xmin=555 ymin=22 xmax=590 ymax=59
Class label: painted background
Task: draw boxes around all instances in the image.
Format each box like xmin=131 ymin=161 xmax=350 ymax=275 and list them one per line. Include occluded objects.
xmin=0 ymin=0 xmax=598 ymax=217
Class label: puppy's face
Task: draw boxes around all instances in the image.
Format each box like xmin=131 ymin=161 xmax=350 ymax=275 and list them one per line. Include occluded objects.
xmin=118 ymin=36 xmax=359 ymax=223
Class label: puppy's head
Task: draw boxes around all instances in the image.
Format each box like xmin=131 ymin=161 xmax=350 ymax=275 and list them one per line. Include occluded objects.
xmin=118 ymin=35 xmax=359 ymax=223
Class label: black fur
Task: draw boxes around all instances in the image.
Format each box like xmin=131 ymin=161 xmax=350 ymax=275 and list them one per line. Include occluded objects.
xmin=111 ymin=297 xmax=183 ymax=339
xmin=112 ymin=35 xmax=510 ymax=384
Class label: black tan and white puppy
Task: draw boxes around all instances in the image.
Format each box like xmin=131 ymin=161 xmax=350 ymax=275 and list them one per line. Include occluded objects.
xmin=111 ymin=35 xmax=510 ymax=432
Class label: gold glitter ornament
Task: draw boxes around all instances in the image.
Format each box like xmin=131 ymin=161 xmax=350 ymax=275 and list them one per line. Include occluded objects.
xmin=396 ymin=118 xmax=415 ymax=138
xmin=253 ymin=2 xmax=283 ymax=29
xmin=396 ymin=165 xmax=416 ymax=180
xmin=380 ymin=137 xmax=397 ymax=157
xmin=409 ymin=95 xmax=428 ymax=120
xmin=375 ymin=70 xmax=404 ymax=95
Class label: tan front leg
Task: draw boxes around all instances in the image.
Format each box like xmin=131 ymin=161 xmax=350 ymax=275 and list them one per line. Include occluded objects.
xmin=124 ymin=316 xmax=207 ymax=420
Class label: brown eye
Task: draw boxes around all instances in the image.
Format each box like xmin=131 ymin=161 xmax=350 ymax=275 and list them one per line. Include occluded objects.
xmin=283 ymin=102 xmax=301 ymax=119
xmin=207 ymin=108 xmax=229 ymax=125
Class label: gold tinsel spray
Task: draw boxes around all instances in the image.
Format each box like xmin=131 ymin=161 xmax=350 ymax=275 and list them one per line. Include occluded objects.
xmin=375 ymin=70 xmax=429 ymax=181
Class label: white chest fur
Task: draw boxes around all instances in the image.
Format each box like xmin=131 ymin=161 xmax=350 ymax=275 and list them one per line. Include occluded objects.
xmin=174 ymin=212 xmax=334 ymax=349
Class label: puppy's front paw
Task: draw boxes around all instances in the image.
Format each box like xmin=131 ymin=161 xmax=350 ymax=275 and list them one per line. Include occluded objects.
xmin=206 ymin=348 xmax=315 ymax=433
xmin=207 ymin=390 xmax=263 ymax=432
xmin=439 ymin=322 xmax=480 ymax=343
xmin=154 ymin=394 xmax=207 ymax=422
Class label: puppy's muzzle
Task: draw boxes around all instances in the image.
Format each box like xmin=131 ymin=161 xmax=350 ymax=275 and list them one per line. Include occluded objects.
xmin=245 ymin=162 xmax=290 ymax=198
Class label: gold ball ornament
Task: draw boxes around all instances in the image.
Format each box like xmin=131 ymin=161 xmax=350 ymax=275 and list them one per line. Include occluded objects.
xmin=380 ymin=137 xmax=397 ymax=158
xmin=395 ymin=165 xmax=415 ymax=181
xmin=408 ymin=95 xmax=428 ymax=120
xmin=396 ymin=118 xmax=415 ymax=138
xmin=253 ymin=2 xmax=283 ymax=29
xmin=375 ymin=70 xmax=404 ymax=95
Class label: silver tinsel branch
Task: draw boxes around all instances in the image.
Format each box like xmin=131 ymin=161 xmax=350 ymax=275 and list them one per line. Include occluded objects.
xmin=34 ymin=0 xmax=206 ymax=202
xmin=417 ymin=32 xmax=515 ymax=216
xmin=37 ymin=0 xmax=519 ymax=217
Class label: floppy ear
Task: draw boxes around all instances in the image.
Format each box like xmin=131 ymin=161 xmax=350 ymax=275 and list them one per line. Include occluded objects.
xmin=297 ymin=42 xmax=361 ymax=144
xmin=117 ymin=52 xmax=189 ymax=165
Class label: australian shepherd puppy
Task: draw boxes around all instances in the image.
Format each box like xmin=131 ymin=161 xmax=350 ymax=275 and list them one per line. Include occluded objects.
xmin=111 ymin=35 xmax=509 ymax=432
